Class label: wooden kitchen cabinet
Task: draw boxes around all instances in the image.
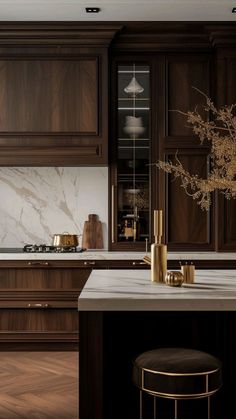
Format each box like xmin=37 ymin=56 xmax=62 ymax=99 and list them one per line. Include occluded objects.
xmin=0 ymin=259 xmax=149 ymax=349
xmin=0 ymin=23 xmax=121 ymax=166
xmin=109 ymin=52 xmax=214 ymax=251
xmin=110 ymin=23 xmax=236 ymax=251
xmin=0 ymin=260 xmax=92 ymax=350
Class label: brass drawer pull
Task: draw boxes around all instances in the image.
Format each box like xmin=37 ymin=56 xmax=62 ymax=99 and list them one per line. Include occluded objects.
xmin=132 ymin=261 xmax=146 ymax=266
xmin=27 ymin=261 xmax=49 ymax=266
xmin=83 ymin=261 xmax=96 ymax=266
xmin=28 ymin=303 xmax=49 ymax=308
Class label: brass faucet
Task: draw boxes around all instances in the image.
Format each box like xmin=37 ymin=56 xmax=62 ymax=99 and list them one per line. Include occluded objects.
xmin=143 ymin=255 xmax=151 ymax=265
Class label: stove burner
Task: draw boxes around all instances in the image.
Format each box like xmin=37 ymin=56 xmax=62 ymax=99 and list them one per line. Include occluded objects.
xmin=23 ymin=244 xmax=84 ymax=253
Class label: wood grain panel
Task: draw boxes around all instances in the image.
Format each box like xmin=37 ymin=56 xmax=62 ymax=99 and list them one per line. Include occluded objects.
xmin=217 ymin=53 xmax=236 ymax=250
xmin=223 ymin=200 xmax=236 ymax=245
xmin=0 ymin=309 xmax=78 ymax=332
xmin=165 ymin=152 xmax=212 ymax=249
xmin=0 ymin=268 xmax=90 ymax=290
xmin=0 ymin=265 xmax=87 ymax=346
xmin=0 ymin=58 xmax=98 ymax=134
xmin=223 ymin=57 xmax=236 ymax=247
xmin=166 ymin=55 xmax=210 ymax=139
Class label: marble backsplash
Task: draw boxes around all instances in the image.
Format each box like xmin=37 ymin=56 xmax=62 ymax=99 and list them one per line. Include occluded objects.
xmin=0 ymin=167 xmax=108 ymax=248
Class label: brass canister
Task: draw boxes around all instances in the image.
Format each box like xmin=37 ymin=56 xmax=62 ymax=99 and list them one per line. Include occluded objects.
xmin=181 ymin=263 xmax=195 ymax=284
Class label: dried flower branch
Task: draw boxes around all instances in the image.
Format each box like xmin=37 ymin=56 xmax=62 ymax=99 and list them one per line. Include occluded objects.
xmin=156 ymin=89 xmax=236 ymax=210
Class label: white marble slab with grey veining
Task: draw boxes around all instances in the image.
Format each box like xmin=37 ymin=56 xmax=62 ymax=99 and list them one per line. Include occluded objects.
xmin=0 ymin=167 xmax=108 ymax=248
xmin=78 ymin=269 xmax=236 ymax=311
xmin=0 ymin=251 xmax=235 ymax=260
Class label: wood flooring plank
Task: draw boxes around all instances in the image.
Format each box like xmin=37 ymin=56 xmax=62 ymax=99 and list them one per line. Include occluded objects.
xmin=0 ymin=352 xmax=78 ymax=419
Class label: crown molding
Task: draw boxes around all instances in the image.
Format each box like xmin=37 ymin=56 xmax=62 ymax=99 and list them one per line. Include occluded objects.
xmin=0 ymin=22 xmax=123 ymax=47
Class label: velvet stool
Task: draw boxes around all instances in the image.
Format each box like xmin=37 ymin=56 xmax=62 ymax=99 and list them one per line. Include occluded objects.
xmin=133 ymin=348 xmax=222 ymax=419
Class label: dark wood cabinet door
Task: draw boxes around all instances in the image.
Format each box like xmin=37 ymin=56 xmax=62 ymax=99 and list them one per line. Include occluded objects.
xmin=0 ymin=59 xmax=98 ymax=134
xmin=0 ymin=53 xmax=107 ymax=165
xmin=0 ymin=23 xmax=122 ymax=166
xmin=156 ymin=53 xmax=214 ymax=250
xmin=164 ymin=55 xmax=210 ymax=143
xmin=163 ymin=151 xmax=214 ymax=250
xmin=217 ymin=51 xmax=236 ymax=250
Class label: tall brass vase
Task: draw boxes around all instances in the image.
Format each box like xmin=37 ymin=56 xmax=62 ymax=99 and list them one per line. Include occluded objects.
xmin=151 ymin=210 xmax=167 ymax=283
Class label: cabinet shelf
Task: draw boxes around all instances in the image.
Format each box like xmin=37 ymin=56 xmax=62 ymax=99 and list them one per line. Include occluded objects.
xmin=118 ymin=173 xmax=149 ymax=177
xmin=118 ymin=209 xmax=149 ymax=212
xmin=118 ymin=70 xmax=150 ymax=74
xmin=118 ymin=107 xmax=150 ymax=110
xmin=118 ymin=97 xmax=149 ymax=101
xmin=118 ymin=146 xmax=149 ymax=149
xmin=118 ymin=138 xmax=150 ymax=141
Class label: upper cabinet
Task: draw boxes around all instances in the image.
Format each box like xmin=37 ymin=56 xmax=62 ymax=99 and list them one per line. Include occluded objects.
xmin=0 ymin=23 xmax=121 ymax=166
xmin=216 ymin=48 xmax=236 ymax=251
xmin=159 ymin=54 xmax=214 ymax=251
xmin=110 ymin=24 xmax=236 ymax=251
xmin=110 ymin=53 xmax=213 ymax=251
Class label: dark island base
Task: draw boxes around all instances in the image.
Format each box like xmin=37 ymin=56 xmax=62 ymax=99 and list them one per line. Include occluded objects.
xmin=79 ymin=311 xmax=235 ymax=419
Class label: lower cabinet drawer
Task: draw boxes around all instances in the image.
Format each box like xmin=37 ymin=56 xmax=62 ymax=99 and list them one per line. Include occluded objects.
xmin=0 ymin=308 xmax=78 ymax=344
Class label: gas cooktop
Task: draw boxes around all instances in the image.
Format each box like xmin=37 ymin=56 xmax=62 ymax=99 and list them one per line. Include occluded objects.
xmin=0 ymin=245 xmax=85 ymax=253
xmin=23 ymin=244 xmax=85 ymax=253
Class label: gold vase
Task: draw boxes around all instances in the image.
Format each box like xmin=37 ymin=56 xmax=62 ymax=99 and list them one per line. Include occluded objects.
xmin=151 ymin=210 xmax=167 ymax=283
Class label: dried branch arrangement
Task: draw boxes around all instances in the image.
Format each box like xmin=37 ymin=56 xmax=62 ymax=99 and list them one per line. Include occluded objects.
xmin=156 ymin=89 xmax=236 ymax=210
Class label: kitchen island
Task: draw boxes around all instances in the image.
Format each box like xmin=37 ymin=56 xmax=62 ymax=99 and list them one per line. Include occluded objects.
xmin=78 ymin=269 xmax=236 ymax=419
xmin=1 ymin=251 xmax=235 ymax=351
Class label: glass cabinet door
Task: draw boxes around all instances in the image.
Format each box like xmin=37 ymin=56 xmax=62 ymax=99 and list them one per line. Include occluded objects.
xmin=115 ymin=63 xmax=150 ymax=245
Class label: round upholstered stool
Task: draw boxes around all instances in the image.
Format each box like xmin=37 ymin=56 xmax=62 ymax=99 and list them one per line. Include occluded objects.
xmin=133 ymin=348 xmax=222 ymax=419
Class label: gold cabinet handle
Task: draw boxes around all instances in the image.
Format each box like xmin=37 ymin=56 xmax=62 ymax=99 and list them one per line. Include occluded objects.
xmin=28 ymin=303 xmax=49 ymax=308
xmin=111 ymin=185 xmax=115 ymax=243
xmin=132 ymin=261 xmax=146 ymax=266
xmin=83 ymin=261 xmax=96 ymax=266
xmin=27 ymin=261 xmax=49 ymax=266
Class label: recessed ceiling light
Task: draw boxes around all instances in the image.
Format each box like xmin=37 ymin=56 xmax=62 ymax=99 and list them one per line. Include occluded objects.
xmin=86 ymin=7 xmax=100 ymax=13
xmin=232 ymin=7 xmax=236 ymax=13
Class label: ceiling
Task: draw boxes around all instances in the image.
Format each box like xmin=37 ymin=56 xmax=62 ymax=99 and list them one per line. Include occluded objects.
xmin=0 ymin=0 xmax=235 ymax=21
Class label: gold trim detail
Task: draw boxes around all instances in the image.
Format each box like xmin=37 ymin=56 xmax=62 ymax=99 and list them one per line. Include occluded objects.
xmin=141 ymin=366 xmax=220 ymax=377
xmin=140 ymin=387 xmax=220 ymax=400
xmin=136 ymin=366 xmax=222 ymax=400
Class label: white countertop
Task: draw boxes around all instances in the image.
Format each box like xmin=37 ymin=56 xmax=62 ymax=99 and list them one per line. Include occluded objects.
xmin=78 ymin=269 xmax=236 ymax=311
xmin=0 ymin=250 xmax=235 ymax=260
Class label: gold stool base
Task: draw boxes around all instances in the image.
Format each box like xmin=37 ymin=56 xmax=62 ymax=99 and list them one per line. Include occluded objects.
xmin=139 ymin=393 xmax=212 ymax=419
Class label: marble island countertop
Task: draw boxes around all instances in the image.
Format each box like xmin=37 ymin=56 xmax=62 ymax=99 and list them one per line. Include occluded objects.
xmin=78 ymin=269 xmax=236 ymax=311
xmin=0 ymin=249 xmax=235 ymax=260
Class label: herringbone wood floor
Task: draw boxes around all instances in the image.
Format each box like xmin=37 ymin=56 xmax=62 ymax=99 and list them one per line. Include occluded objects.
xmin=0 ymin=352 xmax=78 ymax=419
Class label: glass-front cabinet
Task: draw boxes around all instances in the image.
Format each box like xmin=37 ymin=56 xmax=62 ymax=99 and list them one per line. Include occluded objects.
xmin=110 ymin=61 xmax=151 ymax=250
